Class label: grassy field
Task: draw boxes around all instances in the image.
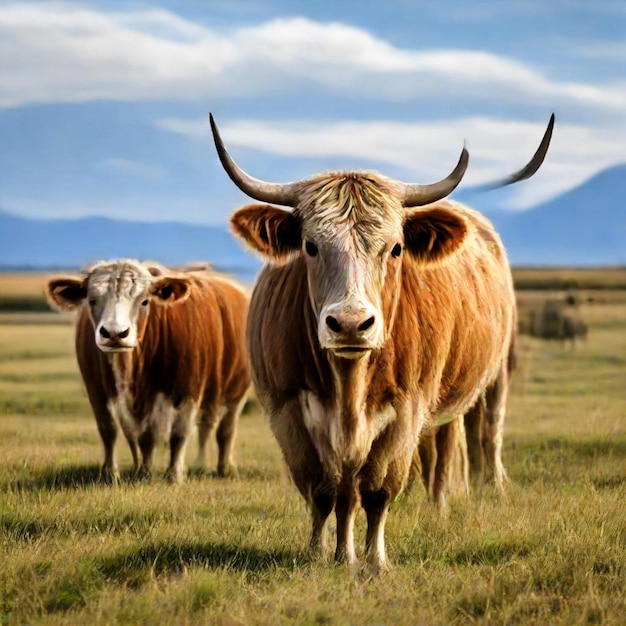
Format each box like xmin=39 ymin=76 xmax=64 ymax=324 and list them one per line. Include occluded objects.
xmin=0 ymin=274 xmax=625 ymax=625
xmin=512 ymin=267 xmax=626 ymax=291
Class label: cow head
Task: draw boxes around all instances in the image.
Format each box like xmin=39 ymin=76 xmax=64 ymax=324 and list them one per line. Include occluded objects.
xmin=210 ymin=116 xmax=468 ymax=359
xmin=46 ymin=260 xmax=191 ymax=353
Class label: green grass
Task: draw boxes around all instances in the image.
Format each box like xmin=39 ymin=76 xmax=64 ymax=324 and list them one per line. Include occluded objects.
xmin=0 ymin=297 xmax=625 ymax=625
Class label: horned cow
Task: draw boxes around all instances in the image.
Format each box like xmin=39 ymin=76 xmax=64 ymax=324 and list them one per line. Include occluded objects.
xmin=209 ymin=114 xmax=553 ymax=572
xmin=46 ymin=260 xmax=251 ymax=483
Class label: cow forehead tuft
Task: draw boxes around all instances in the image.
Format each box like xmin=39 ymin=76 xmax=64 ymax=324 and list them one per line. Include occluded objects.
xmin=83 ymin=259 xmax=155 ymax=295
xmin=84 ymin=259 xmax=153 ymax=278
xmin=298 ymin=172 xmax=403 ymax=231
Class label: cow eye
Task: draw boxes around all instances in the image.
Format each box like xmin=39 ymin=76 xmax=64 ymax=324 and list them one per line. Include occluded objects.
xmin=88 ymin=298 xmax=96 ymax=306
xmin=305 ymin=240 xmax=318 ymax=257
xmin=391 ymin=243 xmax=402 ymax=258
xmin=141 ymin=299 xmax=149 ymax=306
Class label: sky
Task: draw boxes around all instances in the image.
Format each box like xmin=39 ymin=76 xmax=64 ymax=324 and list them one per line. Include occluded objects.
xmin=0 ymin=0 xmax=624 ymax=225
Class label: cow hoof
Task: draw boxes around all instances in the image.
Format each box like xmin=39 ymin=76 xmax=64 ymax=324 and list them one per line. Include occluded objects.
xmin=164 ymin=469 xmax=184 ymax=485
xmin=136 ymin=468 xmax=153 ymax=482
xmin=363 ymin=558 xmax=391 ymax=579
xmin=101 ymin=467 xmax=120 ymax=485
xmin=307 ymin=537 xmax=328 ymax=560
xmin=217 ymin=464 xmax=238 ymax=479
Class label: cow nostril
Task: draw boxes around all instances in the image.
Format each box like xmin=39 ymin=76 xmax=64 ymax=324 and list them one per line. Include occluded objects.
xmin=118 ymin=328 xmax=130 ymax=339
xmin=326 ymin=316 xmax=342 ymax=333
xmin=358 ymin=316 xmax=375 ymax=332
xmin=99 ymin=326 xmax=111 ymax=339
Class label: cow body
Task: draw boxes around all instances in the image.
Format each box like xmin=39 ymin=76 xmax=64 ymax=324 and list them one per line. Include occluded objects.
xmin=243 ymin=192 xmax=515 ymax=571
xmin=47 ymin=261 xmax=251 ymax=482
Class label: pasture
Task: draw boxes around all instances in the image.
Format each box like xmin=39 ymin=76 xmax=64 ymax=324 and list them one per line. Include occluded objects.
xmin=0 ymin=272 xmax=625 ymax=625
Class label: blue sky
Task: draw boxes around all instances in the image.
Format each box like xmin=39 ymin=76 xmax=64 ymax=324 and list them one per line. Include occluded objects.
xmin=0 ymin=0 xmax=624 ymax=225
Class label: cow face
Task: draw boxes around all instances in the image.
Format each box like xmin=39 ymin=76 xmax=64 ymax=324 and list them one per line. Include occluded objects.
xmin=46 ymin=260 xmax=191 ymax=353
xmin=232 ymin=175 xmax=467 ymax=359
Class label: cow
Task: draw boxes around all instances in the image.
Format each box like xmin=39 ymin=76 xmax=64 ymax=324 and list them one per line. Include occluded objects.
xmin=209 ymin=113 xmax=553 ymax=572
xmin=529 ymin=297 xmax=588 ymax=347
xmin=45 ymin=260 xmax=251 ymax=484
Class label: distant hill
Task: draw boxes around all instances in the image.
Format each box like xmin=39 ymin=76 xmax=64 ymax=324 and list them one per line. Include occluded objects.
xmin=1 ymin=164 xmax=626 ymax=273
xmin=0 ymin=212 xmax=261 ymax=282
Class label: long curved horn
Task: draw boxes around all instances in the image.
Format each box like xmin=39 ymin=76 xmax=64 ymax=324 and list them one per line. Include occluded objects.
xmin=401 ymin=144 xmax=469 ymax=207
xmin=481 ymin=113 xmax=555 ymax=190
xmin=209 ymin=114 xmax=299 ymax=206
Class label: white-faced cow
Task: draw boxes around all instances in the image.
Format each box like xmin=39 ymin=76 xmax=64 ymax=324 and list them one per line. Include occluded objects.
xmin=209 ymin=114 xmax=553 ymax=572
xmin=46 ymin=260 xmax=251 ymax=483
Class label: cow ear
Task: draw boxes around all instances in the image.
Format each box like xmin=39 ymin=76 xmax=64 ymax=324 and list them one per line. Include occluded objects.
xmin=149 ymin=277 xmax=191 ymax=305
xmin=45 ymin=277 xmax=86 ymax=311
xmin=231 ymin=204 xmax=302 ymax=262
xmin=403 ymin=207 xmax=468 ymax=265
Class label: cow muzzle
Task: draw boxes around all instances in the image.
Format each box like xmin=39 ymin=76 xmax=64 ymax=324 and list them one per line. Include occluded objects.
xmin=95 ymin=324 xmax=135 ymax=352
xmin=319 ymin=301 xmax=383 ymax=358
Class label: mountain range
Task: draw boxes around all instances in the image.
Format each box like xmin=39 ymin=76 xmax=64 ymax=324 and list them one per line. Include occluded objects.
xmin=1 ymin=164 xmax=625 ymax=280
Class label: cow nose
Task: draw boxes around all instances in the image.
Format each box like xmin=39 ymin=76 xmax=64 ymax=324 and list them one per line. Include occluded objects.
xmin=325 ymin=313 xmax=376 ymax=335
xmin=99 ymin=326 xmax=130 ymax=341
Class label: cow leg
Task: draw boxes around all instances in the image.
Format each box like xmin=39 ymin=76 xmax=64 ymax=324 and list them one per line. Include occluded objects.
xmin=167 ymin=432 xmax=188 ymax=484
xmin=117 ymin=418 xmax=139 ymax=475
xmin=167 ymin=401 xmax=198 ymax=484
xmin=404 ymin=448 xmax=422 ymax=495
xmin=216 ymin=395 xmax=246 ymax=477
xmin=334 ymin=486 xmax=359 ymax=567
xmin=270 ymin=399 xmax=328 ymax=556
xmin=196 ymin=410 xmax=217 ymax=470
xmin=483 ymin=367 xmax=510 ymax=493
xmin=431 ymin=423 xmax=451 ymax=510
xmin=360 ymin=412 xmax=415 ymax=575
xmin=310 ymin=481 xmax=335 ymax=557
xmin=431 ymin=417 xmax=470 ymax=510
xmin=417 ymin=428 xmax=437 ymax=500
xmin=454 ymin=416 xmax=470 ymax=497
xmin=362 ymin=488 xmax=391 ymax=574
xmin=464 ymin=395 xmax=487 ymax=492
xmin=94 ymin=404 xmax=120 ymax=483
xmin=138 ymin=429 xmax=155 ymax=479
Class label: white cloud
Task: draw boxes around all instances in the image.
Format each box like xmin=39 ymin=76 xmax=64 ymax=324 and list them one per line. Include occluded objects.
xmin=158 ymin=115 xmax=626 ymax=209
xmin=0 ymin=3 xmax=625 ymax=118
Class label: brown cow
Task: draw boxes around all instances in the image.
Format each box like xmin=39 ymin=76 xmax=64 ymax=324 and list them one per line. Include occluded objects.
xmin=46 ymin=260 xmax=251 ymax=483
xmin=529 ymin=297 xmax=588 ymax=347
xmin=209 ymin=114 xmax=552 ymax=572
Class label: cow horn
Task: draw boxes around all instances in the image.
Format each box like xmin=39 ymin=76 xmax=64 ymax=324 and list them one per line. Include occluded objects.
xmin=210 ymin=114 xmax=299 ymax=206
xmin=401 ymin=144 xmax=470 ymax=207
xmin=481 ymin=113 xmax=555 ymax=190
